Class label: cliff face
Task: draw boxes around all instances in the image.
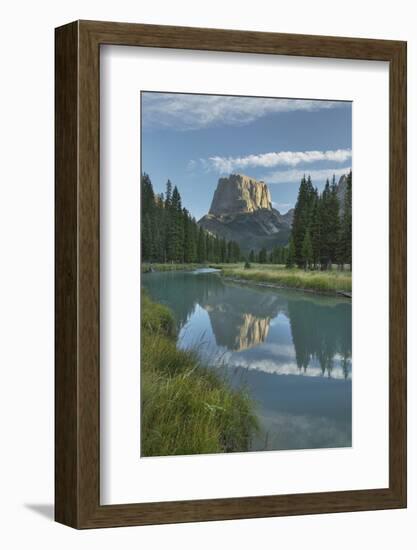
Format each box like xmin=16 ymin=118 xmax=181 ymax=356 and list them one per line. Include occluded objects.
xmin=199 ymin=174 xmax=293 ymax=252
xmin=209 ymin=174 xmax=272 ymax=215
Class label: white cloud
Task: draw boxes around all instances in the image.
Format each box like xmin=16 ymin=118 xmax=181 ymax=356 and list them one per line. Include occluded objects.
xmin=219 ymin=351 xmax=351 ymax=380
xmin=207 ymin=149 xmax=351 ymax=173
xmin=264 ymin=167 xmax=351 ymax=185
xmin=142 ymin=92 xmax=347 ymax=130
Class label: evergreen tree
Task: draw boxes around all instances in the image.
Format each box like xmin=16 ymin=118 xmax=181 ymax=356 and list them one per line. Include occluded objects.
xmin=206 ymin=232 xmax=213 ymax=262
xmin=141 ymin=173 xmax=155 ymax=214
xmin=301 ymin=229 xmax=313 ymax=270
xmin=326 ymin=175 xmax=341 ymax=267
xmin=292 ymin=175 xmax=316 ymax=267
xmin=318 ymin=179 xmax=332 ymax=268
xmin=287 ymin=172 xmax=352 ymax=271
xmin=141 ymin=174 xmax=155 ymax=261
xmin=168 ymin=186 xmax=184 ymax=262
xmin=226 ymin=241 xmax=233 ymax=263
xmin=229 ymin=241 xmax=240 ymax=263
xmin=337 ymin=170 xmax=352 ymax=269
xmin=282 ymin=247 xmax=289 ymax=265
xmin=142 ymin=214 xmax=153 ymax=260
xmin=220 ymin=238 xmax=227 ymax=263
xmin=183 ymin=209 xmax=196 ymax=263
xmin=249 ymin=250 xmax=255 ymax=263
xmin=286 ymin=238 xmax=296 ymax=268
xmin=258 ymin=248 xmax=267 ymax=264
xmin=310 ymin=190 xmax=321 ymax=269
xmin=213 ymin=236 xmax=220 ymax=263
xmin=164 ymin=179 xmax=172 ymax=209
xmin=197 ymin=226 xmax=207 ymax=263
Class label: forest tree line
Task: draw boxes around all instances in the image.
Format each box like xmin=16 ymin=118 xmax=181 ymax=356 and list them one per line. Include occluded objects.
xmin=247 ymin=246 xmax=289 ymax=265
xmin=142 ymin=171 xmax=352 ymax=269
xmin=141 ymin=174 xmax=242 ymax=264
xmin=287 ymin=171 xmax=352 ymax=270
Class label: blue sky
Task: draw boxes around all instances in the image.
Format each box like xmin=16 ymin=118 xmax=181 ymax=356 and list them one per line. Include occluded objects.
xmin=141 ymin=92 xmax=352 ymax=220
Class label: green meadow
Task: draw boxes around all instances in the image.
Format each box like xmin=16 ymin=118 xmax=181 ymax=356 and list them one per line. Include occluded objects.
xmin=213 ymin=263 xmax=352 ymax=293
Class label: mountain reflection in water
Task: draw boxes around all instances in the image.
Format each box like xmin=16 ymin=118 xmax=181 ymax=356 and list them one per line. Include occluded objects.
xmin=142 ymin=268 xmax=352 ymax=451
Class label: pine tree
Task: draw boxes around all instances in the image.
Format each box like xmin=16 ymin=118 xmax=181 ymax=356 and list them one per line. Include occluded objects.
xmin=258 ymin=248 xmax=267 ymax=264
xmin=141 ymin=174 xmax=155 ymax=261
xmin=227 ymin=241 xmax=240 ymax=263
xmin=338 ymin=170 xmax=352 ymax=269
xmin=213 ymin=236 xmax=220 ymax=263
xmin=327 ymin=175 xmax=341 ymax=267
xmin=310 ymin=190 xmax=321 ymax=269
xmin=141 ymin=173 xmax=155 ymax=214
xmin=286 ymin=238 xmax=296 ymax=268
xmin=164 ymin=179 xmax=172 ymax=209
xmin=183 ymin=209 xmax=196 ymax=263
xmin=319 ymin=179 xmax=332 ymax=268
xmin=301 ymin=229 xmax=313 ymax=270
xmin=142 ymin=214 xmax=153 ymax=261
xmin=220 ymin=238 xmax=227 ymax=263
xmin=292 ymin=175 xmax=316 ymax=267
xmin=197 ymin=226 xmax=207 ymax=263
xmin=170 ymin=186 xmax=184 ymax=261
xmin=249 ymin=250 xmax=255 ymax=263
xmin=226 ymin=241 xmax=233 ymax=263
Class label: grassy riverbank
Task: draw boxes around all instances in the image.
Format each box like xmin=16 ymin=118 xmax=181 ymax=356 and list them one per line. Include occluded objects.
xmin=141 ymin=291 xmax=258 ymax=457
xmin=141 ymin=261 xmax=351 ymax=294
xmin=212 ymin=263 xmax=352 ymax=293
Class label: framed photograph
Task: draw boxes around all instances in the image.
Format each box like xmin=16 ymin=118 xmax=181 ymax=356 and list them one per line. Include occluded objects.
xmin=55 ymin=20 xmax=406 ymax=528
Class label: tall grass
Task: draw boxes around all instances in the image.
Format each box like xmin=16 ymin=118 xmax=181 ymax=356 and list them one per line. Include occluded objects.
xmin=141 ymin=291 xmax=258 ymax=457
xmin=220 ymin=264 xmax=352 ymax=293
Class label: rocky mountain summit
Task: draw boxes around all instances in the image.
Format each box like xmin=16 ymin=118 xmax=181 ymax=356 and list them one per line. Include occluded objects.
xmin=209 ymin=174 xmax=272 ymax=215
xmin=198 ymin=174 xmax=293 ymax=253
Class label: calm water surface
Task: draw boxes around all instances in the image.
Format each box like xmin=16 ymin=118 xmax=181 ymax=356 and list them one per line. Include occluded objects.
xmin=142 ymin=268 xmax=352 ymax=452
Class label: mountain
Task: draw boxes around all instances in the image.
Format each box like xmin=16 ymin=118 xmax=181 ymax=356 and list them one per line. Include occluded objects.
xmin=209 ymin=174 xmax=272 ymax=215
xmin=198 ymin=174 xmax=293 ymax=253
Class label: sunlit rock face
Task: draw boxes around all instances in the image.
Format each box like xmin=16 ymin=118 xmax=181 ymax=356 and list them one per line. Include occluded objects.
xmin=234 ymin=313 xmax=271 ymax=351
xmin=205 ymin=305 xmax=272 ymax=351
xmin=209 ymin=174 xmax=272 ymax=215
xmin=198 ymin=174 xmax=293 ymax=253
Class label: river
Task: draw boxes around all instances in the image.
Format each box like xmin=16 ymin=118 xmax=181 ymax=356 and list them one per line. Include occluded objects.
xmin=142 ymin=268 xmax=352 ymax=452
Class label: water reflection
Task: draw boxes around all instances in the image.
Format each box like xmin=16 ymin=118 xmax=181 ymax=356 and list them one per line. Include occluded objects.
xmin=143 ymin=270 xmax=351 ymax=379
xmin=142 ymin=269 xmax=352 ymax=450
xmin=202 ymin=284 xmax=285 ymax=351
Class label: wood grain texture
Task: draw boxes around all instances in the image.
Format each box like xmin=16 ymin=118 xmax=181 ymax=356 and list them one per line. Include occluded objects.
xmin=55 ymin=20 xmax=407 ymax=529
xmin=55 ymin=21 xmax=79 ymax=527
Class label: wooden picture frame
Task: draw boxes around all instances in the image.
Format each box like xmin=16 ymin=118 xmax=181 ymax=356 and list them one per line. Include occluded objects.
xmin=55 ymin=20 xmax=407 ymax=529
